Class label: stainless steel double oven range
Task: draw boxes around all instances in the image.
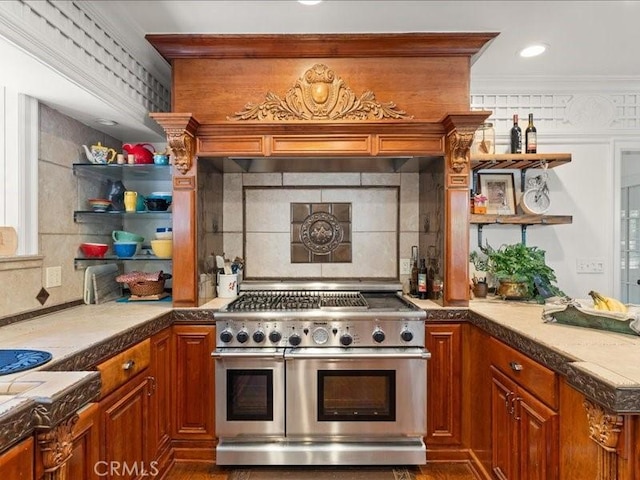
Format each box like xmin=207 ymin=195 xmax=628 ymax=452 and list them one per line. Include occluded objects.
xmin=213 ymin=282 xmax=430 ymax=466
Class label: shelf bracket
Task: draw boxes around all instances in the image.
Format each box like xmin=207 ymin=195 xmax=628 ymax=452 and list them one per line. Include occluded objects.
xmin=521 ymin=224 xmax=528 ymax=245
xmin=477 ymin=224 xmax=484 ymax=248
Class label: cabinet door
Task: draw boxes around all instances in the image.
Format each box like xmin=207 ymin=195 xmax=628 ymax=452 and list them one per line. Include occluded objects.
xmin=491 ymin=367 xmax=518 ymax=480
xmin=517 ymin=386 xmax=559 ymax=480
xmin=172 ymin=325 xmax=216 ymax=440
xmin=100 ymin=372 xmax=150 ymax=480
xmin=69 ymin=403 xmax=100 ymax=480
xmin=148 ymin=327 xmax=172 ymax=468
xmin=425 ymin=323 xmax=462 ymax=446
xmin=0 ymin=437 xmax=34 ymax=480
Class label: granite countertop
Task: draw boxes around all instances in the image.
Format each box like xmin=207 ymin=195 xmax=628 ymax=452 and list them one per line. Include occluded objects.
xmin=0 ymin=294 xmax=639 ymax=454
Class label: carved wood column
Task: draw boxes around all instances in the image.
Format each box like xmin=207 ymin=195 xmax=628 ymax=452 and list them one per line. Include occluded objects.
xmin=36 ymin=415 xmax=78 ymax=480
xmin=584 ymin=400 xmax=624 ymax=480
xmin=150 ymin=113 xmax=200 ymax=307
xmin=441 ymin=112 xmax=490 ymax=306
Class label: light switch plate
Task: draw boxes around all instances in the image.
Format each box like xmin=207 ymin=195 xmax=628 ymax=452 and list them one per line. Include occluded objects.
xmin=576 ymin=258 xmax=605 ymax=274
xmin=400 ymin=258 xmax=412 ymax=275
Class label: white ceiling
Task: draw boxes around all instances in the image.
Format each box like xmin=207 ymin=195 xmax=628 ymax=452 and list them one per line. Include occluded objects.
xmin=2 ymin=0 xmax=639 ymax=142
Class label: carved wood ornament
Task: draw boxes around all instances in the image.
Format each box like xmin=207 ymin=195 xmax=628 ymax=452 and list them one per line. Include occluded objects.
xmin=36 ymin=414 xmax=78 ymax=480
xmin=447 ymin=129 xmax=475 ymax=174
xmin=229 ymin=64 xmax=413 ymax=121
xmin=149 ymin=114 xmax=200 ymax=175
xmin=584 ymin=400 xmax=624 ymax=480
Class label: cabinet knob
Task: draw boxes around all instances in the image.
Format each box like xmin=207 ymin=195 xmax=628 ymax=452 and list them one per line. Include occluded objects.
xmin=509 ymin=361 xmax=523 ymax=372
xmin=122 ymin=359 xmax=135 ymax=371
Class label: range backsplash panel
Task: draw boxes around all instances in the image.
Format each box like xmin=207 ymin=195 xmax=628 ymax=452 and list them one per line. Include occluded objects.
xmin=291 ymin=202 xmax=352 ymax=264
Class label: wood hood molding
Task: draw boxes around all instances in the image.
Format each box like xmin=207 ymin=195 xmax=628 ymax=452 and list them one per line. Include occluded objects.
xmin=228 ymin=63 xmax=412 ymax=121
xmin=146 ymin=32 xmax=499 ymax=62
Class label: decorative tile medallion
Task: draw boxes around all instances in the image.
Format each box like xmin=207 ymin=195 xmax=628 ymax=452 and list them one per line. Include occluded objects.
xmin=291 ymin=203 xmax=351 ymax=263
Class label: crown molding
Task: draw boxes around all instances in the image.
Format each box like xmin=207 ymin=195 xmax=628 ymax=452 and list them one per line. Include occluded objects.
xmin=472 ymin=75 xmax=640 ymax=94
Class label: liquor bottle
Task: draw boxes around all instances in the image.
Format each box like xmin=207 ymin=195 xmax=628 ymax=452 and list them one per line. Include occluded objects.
xmin=417 ymin=258 xmax=428 ymax=300
xmin=410 ymin=258 xmax=418 ymax=296
xmin=525 ymin=113 xmax=537 ymax=154
xmin=510 ymin=114 xmax=522 ymax=154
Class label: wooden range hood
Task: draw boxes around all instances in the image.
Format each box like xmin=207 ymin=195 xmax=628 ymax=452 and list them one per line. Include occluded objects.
xmin=146 ymin=33 xmax=497 ymax=307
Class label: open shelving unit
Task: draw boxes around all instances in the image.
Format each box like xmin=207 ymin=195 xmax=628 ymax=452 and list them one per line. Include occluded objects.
xmin=470 ymin=153 xmax=573 ymax=246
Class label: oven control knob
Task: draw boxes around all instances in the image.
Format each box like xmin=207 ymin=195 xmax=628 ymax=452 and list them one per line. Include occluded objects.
xmin=289 ymin=333 xmax=302 ymax=346
xmin=220 ymin=330 xmax=234 ymax=343
xmin=340 ymin=333 xmax=353 ymax=346
xmin=269 ymin=331 xmax=282 ymax=343
xmin=372 ymin=329 xmax=386 ymax=343
xmin=401 ymin=329 xmax=414 ymax=342
xmin=252 ymin=330 xmax=266 ymax=343
xmin=236 ymin=330 xmax=249 ymax=343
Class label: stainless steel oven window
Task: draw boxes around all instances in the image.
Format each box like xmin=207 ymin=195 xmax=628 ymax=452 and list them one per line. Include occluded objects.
xmin=227 ymin=369 xmax=273 ymax=421
xmin=317 ymin=370 xmax=396 ymax=421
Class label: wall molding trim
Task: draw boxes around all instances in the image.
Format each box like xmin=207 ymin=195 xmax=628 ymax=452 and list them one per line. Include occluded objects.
xmin=0 ymin=1 xmax=170 ymax=127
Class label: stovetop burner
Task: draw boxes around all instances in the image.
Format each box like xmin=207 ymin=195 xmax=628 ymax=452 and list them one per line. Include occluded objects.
xmin=225 ymin=291 xmax=369 ymax=312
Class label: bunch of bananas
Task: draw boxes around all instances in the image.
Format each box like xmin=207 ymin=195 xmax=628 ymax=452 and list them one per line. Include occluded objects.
xmin=588 ymin=290 xmax=628 ymax=313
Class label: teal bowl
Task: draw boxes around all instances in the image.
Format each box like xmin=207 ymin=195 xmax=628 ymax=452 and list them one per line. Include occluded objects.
xmin=112 ymin=230 xmax=144 ymax=243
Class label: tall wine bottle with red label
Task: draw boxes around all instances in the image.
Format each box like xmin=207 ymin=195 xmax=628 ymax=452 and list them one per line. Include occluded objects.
xmin=525 ymin=113 xmax=537 ymax=154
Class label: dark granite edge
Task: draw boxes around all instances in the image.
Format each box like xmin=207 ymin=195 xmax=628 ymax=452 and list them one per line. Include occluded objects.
xmin=172 ymin=308 xmax=216 ymax=323
xmin=0 ymin=299 xmax=84 ymax=328
xmin=468 ymin=310 xmax=640 ymax=413
xmin=0 ymin=399 xmax=37 ymax=453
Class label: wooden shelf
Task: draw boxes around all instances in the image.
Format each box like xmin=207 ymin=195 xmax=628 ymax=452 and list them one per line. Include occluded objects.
xmin=471 ymin=153 xmax=571 ymax=171
xmin=470 ymin=214 xmax=573 ymax=225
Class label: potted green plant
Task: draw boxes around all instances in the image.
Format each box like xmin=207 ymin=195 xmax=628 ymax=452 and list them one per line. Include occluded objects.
xmin=481 ymin=242 xmax=564 ymax=301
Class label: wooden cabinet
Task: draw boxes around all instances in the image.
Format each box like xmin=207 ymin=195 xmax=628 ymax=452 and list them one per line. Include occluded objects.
xmin=148 ymin=328 xmax=173 ymax=469
xmin=96 ymin=329 xmax=172 ymax=479
xmin=489 ymin=338 xmax=559 ymax=480
xmin=0 ymin=437 xmax=34 ymax=480
xmin=425 ymin=323 xmax=462 ymax=448
xmin=69 ymin=402 xmax=100 ymax=480
xmin=171 ymin=324 xmax=216 ymax=461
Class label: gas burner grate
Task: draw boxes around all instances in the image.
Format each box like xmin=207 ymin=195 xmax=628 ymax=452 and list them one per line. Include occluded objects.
xmin=225 ymin=291 xmax=368 ymax=312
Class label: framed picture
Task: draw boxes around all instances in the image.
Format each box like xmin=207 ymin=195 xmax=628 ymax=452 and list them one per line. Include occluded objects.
xmin=477 ymin=173 xmax=516 ymax=215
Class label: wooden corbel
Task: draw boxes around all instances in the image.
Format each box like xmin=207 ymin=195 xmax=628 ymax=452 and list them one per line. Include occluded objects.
xmin=36 ymin=414 xmax=78 ymax=480
xmin=584 ymin=399 xmax=624 ymax=480
xmin=149 ymin=113 xmax=200 ymax=175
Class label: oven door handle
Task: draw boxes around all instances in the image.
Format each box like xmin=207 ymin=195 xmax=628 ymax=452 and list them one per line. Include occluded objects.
xmin=212 ymin=350 xmax=284 ymax=360
xmin=285 ymin=350 xmax=431 ymax=360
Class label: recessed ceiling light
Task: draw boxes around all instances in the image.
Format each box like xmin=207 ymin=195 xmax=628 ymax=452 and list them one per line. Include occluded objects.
xmin=95 ymin=118 xmax=118 ymax=126
xmin=298 ymin=0 xmax=322 ymax=5
xmin=519 ymin=44 xmax=547 ymax=58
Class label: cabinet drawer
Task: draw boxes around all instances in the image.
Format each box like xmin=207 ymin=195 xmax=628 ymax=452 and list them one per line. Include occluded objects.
xmin=489 ymin=337 xmax=558 ymax=409
xmin=97 ymin=339 xmax=150 ymax=398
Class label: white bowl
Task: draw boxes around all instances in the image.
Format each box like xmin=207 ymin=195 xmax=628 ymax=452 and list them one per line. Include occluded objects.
xmin=155 ymin=231 xmax=173 ymax=240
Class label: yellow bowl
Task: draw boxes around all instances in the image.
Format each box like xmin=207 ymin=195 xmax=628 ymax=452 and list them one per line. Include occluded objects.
xmin=150 ymin=239 xmax=172 ymax=258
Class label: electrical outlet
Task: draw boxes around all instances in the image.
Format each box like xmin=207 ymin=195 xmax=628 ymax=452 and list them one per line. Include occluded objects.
xmin=45 ymin=266 xmax=62 ymax=287
xmin=400 ymin=258 xmax=412 ymax=275
xmin=576 ymin=258 xmax=605 ymax=274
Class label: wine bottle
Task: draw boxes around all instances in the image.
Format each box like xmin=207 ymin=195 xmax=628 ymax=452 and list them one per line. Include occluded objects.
xmin=525 ymin=113 xmax=537 ymax=154
xmin=418 ymin=258 xmax=428 ymax=300
xmin=510 ymin=114 xmax=522 ymax=154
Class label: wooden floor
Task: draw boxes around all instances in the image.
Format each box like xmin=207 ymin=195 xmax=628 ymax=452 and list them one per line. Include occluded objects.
xmin=165 ymin=462 xmax=478 ymax=480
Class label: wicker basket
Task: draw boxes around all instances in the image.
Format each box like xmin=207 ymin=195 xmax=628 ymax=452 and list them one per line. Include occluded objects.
xmin=128 ymin=273 xmax=171 ymax=297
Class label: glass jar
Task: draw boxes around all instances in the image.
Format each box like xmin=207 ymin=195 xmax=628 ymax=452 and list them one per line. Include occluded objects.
xmin=471 ymin=122 xmax=495 ymax=155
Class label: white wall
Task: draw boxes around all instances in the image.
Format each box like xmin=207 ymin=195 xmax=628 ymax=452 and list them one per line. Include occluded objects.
xmin=470 ymin=81 xmax=640 ymax=299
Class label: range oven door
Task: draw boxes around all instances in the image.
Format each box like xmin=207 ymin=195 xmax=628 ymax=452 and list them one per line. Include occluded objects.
xmin=285 ymin=347 xmax=429 ymax=440
xmin=213 ymin=348 xmax=285 ymax=439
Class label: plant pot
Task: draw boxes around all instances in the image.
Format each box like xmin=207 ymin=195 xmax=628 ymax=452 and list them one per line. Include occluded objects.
xmin=473 ymin=282 xmax=488 ymax=298
xmin=497 ymin=280 xmax=529 ymax=300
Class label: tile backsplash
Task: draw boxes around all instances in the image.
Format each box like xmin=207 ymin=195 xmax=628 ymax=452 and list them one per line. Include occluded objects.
xmin=223 ymin=172 xmax=420 ymax=281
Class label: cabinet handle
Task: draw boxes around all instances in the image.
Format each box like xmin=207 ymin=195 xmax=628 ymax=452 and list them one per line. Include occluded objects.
xmin=513 ymin=396 xmax=522 ymax=421
xmin=147 ymin=376 xmax=156 ymax=396
xmin=122 ymin=360 xmax=135 ymax=371
xmin=509 ymin=361 xmax=523 ymax=372
xmin=504 ymin=391 xmax=513 ymax=409
xmin=507 ymin=393 xmax=516 ymax=417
